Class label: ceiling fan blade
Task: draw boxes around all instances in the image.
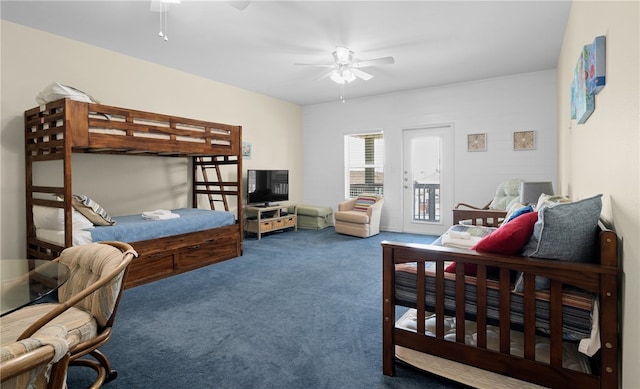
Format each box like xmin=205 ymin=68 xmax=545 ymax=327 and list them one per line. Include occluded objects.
xmin=352 ymin=56 xmax=395 ymax=68
xmin=294 ymin=63 xmax=335 ymax=68
xmin=351 ymin=68 xmax=374 ymax=81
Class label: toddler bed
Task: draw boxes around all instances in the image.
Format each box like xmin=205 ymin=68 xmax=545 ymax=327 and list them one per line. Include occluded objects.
xmin=382 ymin=195 xmax=619 ymax=388
xmin=25 ymin=98 xmax=243 ymax=288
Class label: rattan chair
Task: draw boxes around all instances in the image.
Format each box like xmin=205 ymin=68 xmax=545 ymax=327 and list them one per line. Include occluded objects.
xmin=452 ymin=178 xmax=524 ymax=227
xmin=0 ymin=241 xmax=137 ymax=388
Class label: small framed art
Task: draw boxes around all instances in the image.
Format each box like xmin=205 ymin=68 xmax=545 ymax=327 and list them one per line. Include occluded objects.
xmin=242 ymin=142 xmax=252 ymax=159
xmin=513 ymin=131 xmax=535 ymax=150
xmin=467 ymin=133 xmax=487 ymax=152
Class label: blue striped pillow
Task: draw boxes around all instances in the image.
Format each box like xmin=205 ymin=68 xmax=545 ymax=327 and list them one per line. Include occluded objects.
xmin=71 ymin=194 xmax=116 ymax=226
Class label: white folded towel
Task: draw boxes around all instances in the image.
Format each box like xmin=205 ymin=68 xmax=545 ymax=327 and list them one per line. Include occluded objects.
xmin=441 ymin=233 xmax=481 ymax=249
xmin=142 ymin=210 xmax=180 ymax=220
xmin=448 ymin=230 xmax=471 ymax=240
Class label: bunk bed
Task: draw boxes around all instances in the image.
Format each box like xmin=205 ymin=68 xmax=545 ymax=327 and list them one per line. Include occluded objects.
xmin=25 ymin=98 xmax=243 ymax=289
xmin=382 ymin=220 xmax=619 ymax=388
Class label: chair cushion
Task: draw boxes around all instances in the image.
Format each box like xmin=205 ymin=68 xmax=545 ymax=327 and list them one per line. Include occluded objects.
xmin=0 ymin=304 xmax=97 ymax=348
xmin=488 ymin=178 xmax=524 ymax=211
xmin=0 ymin=325 xmax=68 ymax=389
xmin=57 ymin=243 xmax=127 ymax=326
xmin=334 ymin=210 xmax=370 ymax=224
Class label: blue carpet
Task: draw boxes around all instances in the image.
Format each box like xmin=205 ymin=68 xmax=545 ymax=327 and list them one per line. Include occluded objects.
xmin=66 ymin=228 xmax=467 ymax=388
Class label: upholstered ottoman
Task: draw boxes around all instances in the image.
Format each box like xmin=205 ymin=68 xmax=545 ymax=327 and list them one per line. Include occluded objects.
xmin=292 ymin=205 xmax=334 ymax=230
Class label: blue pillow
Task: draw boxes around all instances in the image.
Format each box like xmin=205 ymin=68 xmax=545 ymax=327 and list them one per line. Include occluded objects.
xmin=514 ymin=194 xmax=602 ymax=291
xmin=503 ymin=204 xmax=534 ymax=224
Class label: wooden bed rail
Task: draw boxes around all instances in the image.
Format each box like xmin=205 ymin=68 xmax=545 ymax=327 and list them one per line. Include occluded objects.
xmin=25 ymin=98 xmax=241 ymax=157
xmin=382 ymin=224 xmax=619 ymax=389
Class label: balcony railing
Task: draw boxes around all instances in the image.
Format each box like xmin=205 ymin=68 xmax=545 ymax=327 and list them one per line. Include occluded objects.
xmin=348 ymin=182 xmax=439 ymax=222
xmin=413 ymin=183 xmax=440 ymax=222
xmin=349 ymin=184 xmax=384 ymax=197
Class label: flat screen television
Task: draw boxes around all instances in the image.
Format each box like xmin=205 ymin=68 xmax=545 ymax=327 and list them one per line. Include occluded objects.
xmin=246 ymin=169 xmax=289 ymax=206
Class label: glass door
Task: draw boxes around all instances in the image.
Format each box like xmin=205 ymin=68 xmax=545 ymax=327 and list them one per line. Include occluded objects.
xmin=402 ymin=125 xmax=453 ymax=235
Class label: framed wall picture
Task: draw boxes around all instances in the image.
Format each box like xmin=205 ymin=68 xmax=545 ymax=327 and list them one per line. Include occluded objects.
xmin=513 ymin=131 xmax=535 ymax=150
xmin=467 ymin=133 xmax=487 ymax=152
xmin=242 ymin=142 xmax=252 ymax=159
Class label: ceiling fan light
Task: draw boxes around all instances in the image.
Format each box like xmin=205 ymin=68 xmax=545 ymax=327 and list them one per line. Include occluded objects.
xmin=330 ymin=71 xmax=346 ymax=84
xmin=342 ymin=70 xmax=356 ymax=83
xmin=330 ymin=69 xmax=357 ymax=84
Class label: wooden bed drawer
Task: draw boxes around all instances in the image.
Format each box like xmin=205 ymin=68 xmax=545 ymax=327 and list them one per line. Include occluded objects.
xmin=176 ymin=239 xmax=239 ymax=270
xmin=126 ymin=252 xmax=174 ymax=286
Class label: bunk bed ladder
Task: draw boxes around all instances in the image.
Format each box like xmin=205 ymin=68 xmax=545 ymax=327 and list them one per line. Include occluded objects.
xmin=195 ymin=156 xmax=229 ymax=211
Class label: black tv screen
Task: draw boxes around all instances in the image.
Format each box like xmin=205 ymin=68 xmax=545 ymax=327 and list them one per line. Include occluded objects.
xmin=247 ymin=169 xmax=289 ymax=206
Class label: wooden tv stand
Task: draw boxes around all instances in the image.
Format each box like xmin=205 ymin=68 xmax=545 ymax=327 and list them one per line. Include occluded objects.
xmin=244 ymin=204 xmax=297 ymax=240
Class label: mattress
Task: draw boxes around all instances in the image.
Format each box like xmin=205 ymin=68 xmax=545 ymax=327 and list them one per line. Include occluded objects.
xmin=395 ymin=263 xmax=595 ymax=342
xmin=396 ymin=309 xmax=591 ymax=373
xmin=396 ymin=223 xmax=596 ymax=342
xmin=36 ymin=208 xmax=235 ymax=245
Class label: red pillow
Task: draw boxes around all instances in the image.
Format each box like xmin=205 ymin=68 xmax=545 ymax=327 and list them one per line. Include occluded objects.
xmin=444 ymin=261 xmax=477 ymax=275
xmin=472 ymin=211 xmax=539 ymax=255
xmin=445 ymin=211 xmax=539 ymax=275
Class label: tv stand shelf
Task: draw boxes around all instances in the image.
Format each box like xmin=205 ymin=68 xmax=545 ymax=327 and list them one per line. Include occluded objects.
xmin=244 ymin=204 xmax=297 ymax=240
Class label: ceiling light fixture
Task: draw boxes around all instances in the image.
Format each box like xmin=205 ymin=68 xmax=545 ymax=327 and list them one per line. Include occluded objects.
xmin=330 ymin=67 xmax=356 ymax=84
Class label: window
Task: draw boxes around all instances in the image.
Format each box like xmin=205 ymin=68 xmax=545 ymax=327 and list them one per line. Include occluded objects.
xmin=344 ymin=132 xmax=384 ymax=198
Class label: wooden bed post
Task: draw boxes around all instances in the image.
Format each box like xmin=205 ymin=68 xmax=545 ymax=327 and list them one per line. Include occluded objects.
xmin=598 ymin=228 xmax=619 ymax=389
xmin=382 ymin=243 xmax=396 ymax=376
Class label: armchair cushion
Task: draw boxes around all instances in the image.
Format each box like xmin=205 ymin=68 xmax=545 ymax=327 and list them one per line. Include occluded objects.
xmin=335 ymin=211 xmax=370 ymax=224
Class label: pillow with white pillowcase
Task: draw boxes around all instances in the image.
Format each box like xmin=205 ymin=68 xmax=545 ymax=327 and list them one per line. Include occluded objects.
xmin=33 ymin=205 xmax=94 ymax=230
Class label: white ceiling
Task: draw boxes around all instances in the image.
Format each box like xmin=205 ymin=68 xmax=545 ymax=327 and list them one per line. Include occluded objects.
xmin=1 ymin=1 xmax=571 ymax=106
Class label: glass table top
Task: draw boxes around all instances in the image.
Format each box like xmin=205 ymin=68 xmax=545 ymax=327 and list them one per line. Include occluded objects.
xmin=1 ymin=259 xmax=70 ymax=317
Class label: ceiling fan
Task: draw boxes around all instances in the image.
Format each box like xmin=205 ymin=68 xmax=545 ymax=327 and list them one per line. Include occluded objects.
xmin=296 ymin=47 xmax=395 ymax=84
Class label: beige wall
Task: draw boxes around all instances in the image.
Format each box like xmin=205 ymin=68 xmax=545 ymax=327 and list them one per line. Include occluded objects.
xmin=557 ymin=1 xmax=640 ymax=387
xmin=0 ymin=21 xmax=303 ymax=259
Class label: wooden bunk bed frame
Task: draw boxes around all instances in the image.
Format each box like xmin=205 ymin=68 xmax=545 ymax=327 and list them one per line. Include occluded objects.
xmin=25 ymin=98 xmax=243 ymax=289
xmin=382 ymin=222 xmax=619 ymax=388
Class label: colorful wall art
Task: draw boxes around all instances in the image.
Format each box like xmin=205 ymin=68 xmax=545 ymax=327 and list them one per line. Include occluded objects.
xmin=571 ymin=35 xmax=606 ymax=124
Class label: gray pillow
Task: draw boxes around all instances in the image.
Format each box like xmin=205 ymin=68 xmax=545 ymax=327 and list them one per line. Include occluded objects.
xmin=515 ymin=194 xmax=602 ymax=291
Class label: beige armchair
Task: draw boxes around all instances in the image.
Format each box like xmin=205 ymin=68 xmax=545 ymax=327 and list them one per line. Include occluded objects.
xmin=334 ymin=194 xmax=384 ymax=237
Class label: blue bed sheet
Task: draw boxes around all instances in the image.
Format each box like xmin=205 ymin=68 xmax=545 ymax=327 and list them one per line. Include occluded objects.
xmin=89 ymin=208 xmax=235 ymax=243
